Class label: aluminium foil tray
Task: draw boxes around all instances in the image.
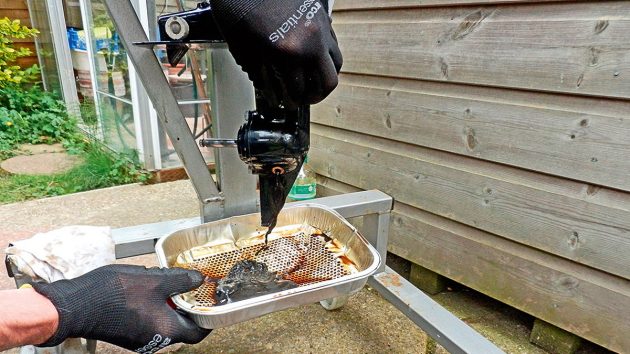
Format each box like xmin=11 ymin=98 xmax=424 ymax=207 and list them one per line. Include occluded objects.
xmin=155 ymin=204 xmax=381 ymax=329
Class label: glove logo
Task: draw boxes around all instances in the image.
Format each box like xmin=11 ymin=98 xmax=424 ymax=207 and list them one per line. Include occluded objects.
xmin=269 ymin=0 xmax=323 ymax=43
xmin=135 ymin=334 xmax=172 ymax=354
xmin=304 ymin=1 xmax=322 ymax=26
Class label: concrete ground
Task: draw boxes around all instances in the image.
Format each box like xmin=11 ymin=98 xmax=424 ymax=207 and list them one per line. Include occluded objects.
xmin=0 ymin=181 xmax=613 ymax=354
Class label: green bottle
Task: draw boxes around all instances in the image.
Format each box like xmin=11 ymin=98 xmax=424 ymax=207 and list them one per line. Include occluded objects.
xmin=288 ymin=155 xmax=317 ymax=201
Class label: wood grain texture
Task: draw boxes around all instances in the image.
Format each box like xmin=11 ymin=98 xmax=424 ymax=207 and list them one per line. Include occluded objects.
xmin=310 ymin=124 xmax=630 ymax=280
xmin=0 ymin=5 xmax=36 ymax=70
xmin=0 ymin=8 xmax=30 ymax=22
xmin=318 ymin=175 xmax=630 ymax=352
xmin=333 ymin=2 xmax=630 ymax=99
xmin=334 ymin=0 xmax=572 ymax=10
xmin=390 ymin=205 xmax=630 ymax=353
xmin=317 ymin=176 xmax=629 ymax=352
xmin=0 ymin=0 xmax=27 ymax=10
xmin=16 ymin=56 xmax=38 ymax=68
xmin=313 ymin=74 xmax=630 ymax=191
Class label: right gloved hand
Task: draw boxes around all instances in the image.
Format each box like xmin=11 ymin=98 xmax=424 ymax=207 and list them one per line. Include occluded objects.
xmin=32 ymin=265 xmax=210 ymax=353
xmin=210 ymin=0 xmax=343 ymax=109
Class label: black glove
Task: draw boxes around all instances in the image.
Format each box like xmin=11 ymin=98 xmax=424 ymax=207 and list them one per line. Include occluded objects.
xmin=210 ymin=0 xmax=343 ymax=109
xmin=32 ymin=265 xmax=210 ymax=353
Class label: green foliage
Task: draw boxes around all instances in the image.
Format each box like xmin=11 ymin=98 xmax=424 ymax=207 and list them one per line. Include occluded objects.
xmin=0 ymin=142 xmax=150 ymax=204
xmin=0 ymin=79 xmax=149 ymax=204
xmin=76 ymin=142 xmax=150 ymax=187
xmin=0 ymin=85 xmax=82 ymax=159
xmin=0 ymin=18 xmax=40 ymax=86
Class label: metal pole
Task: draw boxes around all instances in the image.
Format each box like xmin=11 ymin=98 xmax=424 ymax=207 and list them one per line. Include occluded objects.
xmin=38 ymin=0 xmax=81 ymax=116
xmin=78 ymin=0 xmax=105 ymax=141
xmin=207 ymin=48 xmax=259 ymax=221
xmin=199 ymin=139 xmax=237 ymax=148
xmin=362 ymin=212 xmax=390 ymax=273
xmin=102 ymin=0 xmax=224 ymax=220
xmin=129 ymin=0 xmax=158 ymax=171
xmin=369 ymin=267 xmax=505 ymax=354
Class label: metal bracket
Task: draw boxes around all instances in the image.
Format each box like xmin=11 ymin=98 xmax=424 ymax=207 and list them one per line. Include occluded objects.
xmin=203 ymin=195 xmax=225 ymax=204
xmin=370 ymin=268 xmax=504 ymax=354
xmin=102 ymin=0 xmax=223 ymax=218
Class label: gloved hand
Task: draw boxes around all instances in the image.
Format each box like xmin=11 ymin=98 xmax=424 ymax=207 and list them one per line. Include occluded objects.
xmin=31 ymin=265 xmax=210 ymax=353
xmin=210 ymin=0 xmax=343 ymax=109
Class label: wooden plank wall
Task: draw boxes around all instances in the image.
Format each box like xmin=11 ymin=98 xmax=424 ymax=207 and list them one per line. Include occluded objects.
xmin=312 ymin=1 xmax=630 ymax=352
xmin=0 ymin=0 xmax=38 ymax=69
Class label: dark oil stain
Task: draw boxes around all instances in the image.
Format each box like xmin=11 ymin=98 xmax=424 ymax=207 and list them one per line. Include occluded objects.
xmin=385 ymin=114 xmax=392 ymax=129
xmin=214 ymin=260 xmax=300 ymax=305
xmin=335 ymin=106 xmax=342 ymax=116
xmin=195 ymin=232 xmax=354 ymax=304
xmin=311 ymin=230 xmax=332 ymax=243
xmin=330 ymin=239 xmax=343 ymax=250
xmin=594 ymin=20 xmax=609 ymax=35
xmin=580 ymin=119 xmax=589 ymax=127
xmin=339 ymin=255 xmax=356 ymax=267
xmin=591 ymin=157 xmax=598 ymax=163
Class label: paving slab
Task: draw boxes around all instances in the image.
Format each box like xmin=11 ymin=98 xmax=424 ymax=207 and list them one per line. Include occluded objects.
xmin=1 ymin=153 xmax=82 ymax=175
xmin=18 ymin=143 xmax=66 ymax=155
xmin=0 ymin=180 xmax=199 ymax=291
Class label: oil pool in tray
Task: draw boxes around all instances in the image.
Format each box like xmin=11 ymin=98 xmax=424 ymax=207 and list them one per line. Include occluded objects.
xmin=174 ymin=226 xmax=358 ymax=307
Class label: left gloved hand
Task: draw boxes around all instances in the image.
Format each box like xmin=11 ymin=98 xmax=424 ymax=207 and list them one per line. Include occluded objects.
xmin=210 ymin=0 xmax=343 ymax=109
xmin=32 ymin=265 xmax=210 ymax=353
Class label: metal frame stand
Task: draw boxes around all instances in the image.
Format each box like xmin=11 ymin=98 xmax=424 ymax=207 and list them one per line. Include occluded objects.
xmin=101 ymin=0 xmax=258 ymax=223
xmin=111 ymin=191 xmax=502 ymax=354
xmin=6 ymin=1 xmax=504 ymax=353
xmin=6 ymin=191 xmax=502 ymax=353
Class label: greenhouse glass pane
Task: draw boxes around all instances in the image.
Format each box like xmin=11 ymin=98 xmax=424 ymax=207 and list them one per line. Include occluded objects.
xmin=87 ymin=0 xmax=132 ymax=101
xmin=26 ymin=0 xmax=61 ymax=94
xmin=96 ymin=93 xmax=137 ymax=153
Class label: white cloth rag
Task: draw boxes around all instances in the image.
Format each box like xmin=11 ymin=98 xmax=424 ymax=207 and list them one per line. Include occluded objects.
xmin=5 ymin=225 xmax=115 ymax=282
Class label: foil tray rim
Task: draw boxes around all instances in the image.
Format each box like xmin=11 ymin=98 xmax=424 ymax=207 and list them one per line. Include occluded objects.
xmin=155 ymin=203 xmax=381 ymax=315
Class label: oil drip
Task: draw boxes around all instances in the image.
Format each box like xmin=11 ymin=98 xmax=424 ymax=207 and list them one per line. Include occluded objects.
xmin=258 ymin=166 xmax=302 ymax=244
xmin=264 ymin=173 xmax=282 ymax=245
xmin=213 ymin=260 xmax=298 ymax=305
